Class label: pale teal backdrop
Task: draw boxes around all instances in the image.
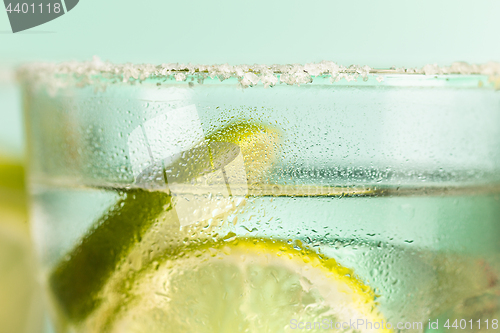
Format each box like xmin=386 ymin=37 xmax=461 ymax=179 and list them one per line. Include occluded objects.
xmin=1 ymin=0 xmax=500 ymax=67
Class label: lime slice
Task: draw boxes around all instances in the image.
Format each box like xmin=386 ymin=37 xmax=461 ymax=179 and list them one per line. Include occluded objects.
xmin=0 ymin=158 xmax=43 ymax=332
xmin=49 ymin=122 xmax=282 ymax=322
xmin=86 ymin=238 xmax=390 ymax=333
xmin=0 ymin=160 xmax=26 ymax=222
xmin=50 ymin=189 xmax=172 ymax=322
xmin=208 ymin=122 xmax=281 ymax=185
xmin=0 ymin=159 xmax=25 ymax=191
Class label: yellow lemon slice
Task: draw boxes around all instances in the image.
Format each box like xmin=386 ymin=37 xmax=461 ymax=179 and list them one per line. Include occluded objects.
xmin=85 ymin=238 xmax=391 ymax=333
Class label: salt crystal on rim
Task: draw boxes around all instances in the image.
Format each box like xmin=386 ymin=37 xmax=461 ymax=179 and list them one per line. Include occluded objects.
xmin=17 ymin=57 xmax=500 ymax=92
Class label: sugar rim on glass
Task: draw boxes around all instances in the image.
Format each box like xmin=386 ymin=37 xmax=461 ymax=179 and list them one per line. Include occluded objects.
xmin=17 ymin=56 xmax=500 ymax=90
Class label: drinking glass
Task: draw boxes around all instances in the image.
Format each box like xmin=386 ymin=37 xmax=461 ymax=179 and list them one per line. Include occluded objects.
xmin=20 ymin=60 xmax=500 ymax=333
xmin=0 ymin=67 xmax=44 ymax=333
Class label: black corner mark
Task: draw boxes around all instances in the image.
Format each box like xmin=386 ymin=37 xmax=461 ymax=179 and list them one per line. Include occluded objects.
xmin=64 ymin=0 xmax=77 ymax=11
xmin=4 ymin=0 xmax=64 ymax=33
xmin=4 ymin=0 xmax=79 ymax=33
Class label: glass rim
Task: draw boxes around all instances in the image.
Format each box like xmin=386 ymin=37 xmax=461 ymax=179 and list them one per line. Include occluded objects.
xmin=17 ymin=57 xmax=500 ymax=89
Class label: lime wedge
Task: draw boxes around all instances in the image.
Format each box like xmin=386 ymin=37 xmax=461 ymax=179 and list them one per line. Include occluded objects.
xmin=50 ymin=189 xmax=172 ymax=321
xmin=49 ymin=121 xmax=282 ymax=322
xmin=208 ymin=122 xmax=281 ymax=185
xmin=0 ymin=160 xmax=27 ymax=225
xmin=0 ymin=161 xmax=25 ymax=190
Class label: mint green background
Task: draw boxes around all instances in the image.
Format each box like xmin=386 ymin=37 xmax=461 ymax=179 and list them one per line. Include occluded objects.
xmin=1 ymin=0 xmax=500 ymax=67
